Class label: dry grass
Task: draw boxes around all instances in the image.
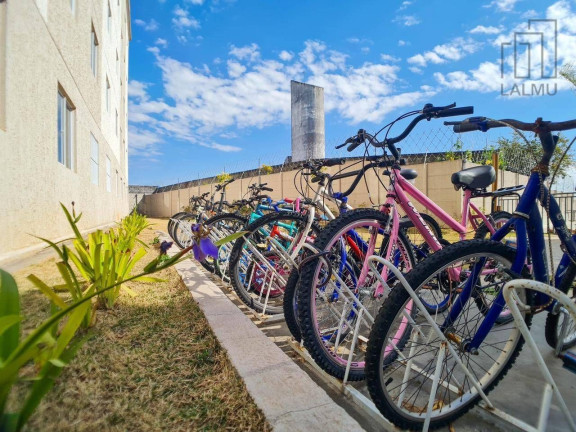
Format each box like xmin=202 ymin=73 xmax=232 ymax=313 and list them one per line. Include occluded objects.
xmin=11 ymin=218 xmax=270 ymax=432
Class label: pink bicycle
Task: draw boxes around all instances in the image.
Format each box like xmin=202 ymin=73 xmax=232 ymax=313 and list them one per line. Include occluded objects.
xmin=295 ymin=103 xmax=522 ymax=381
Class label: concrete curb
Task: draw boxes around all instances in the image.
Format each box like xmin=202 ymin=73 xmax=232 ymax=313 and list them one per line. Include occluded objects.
xmin=169 ymin=246 xmax=366 ymax=431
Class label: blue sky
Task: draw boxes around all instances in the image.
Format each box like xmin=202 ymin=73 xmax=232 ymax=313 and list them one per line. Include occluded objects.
xmin=128 ymin=0 xmax=576 ymax=186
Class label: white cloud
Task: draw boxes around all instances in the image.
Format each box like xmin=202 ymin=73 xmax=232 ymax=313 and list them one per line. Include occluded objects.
xmin=435 ymin=1 xmax=576 ymax=96
xmin=209 ymin=143 xmax=241 ymax=152
xmin=469 ymin=25 xmax=502 ymax=34
xmin=407 ymin=37 xmax=481 ymax=68
xmin=398 ymin=40 xmax=409 ymax=46
xmin=227 ymin=60 xmax=246 ymax=78
xmin=155 ymin=38 xmax=168 ymax=47
xmin=128 ymin=80 xmax=150 ymax=101
xmin=394 ymin=15 xmax=421 ymax=26
xmin=484 ymin=0 xmax=520 ymax=12
xmin=134 ymin=18 xmax=159 ymax=31
xmin=397 ymin=1 xmax=412 ymax=11
xmin=380 ymin=54 xmax=401 ymax=62
xmin=128 ymin=39 xmax=439 ymax=158
xmin=187 ymin=0 xmax=205 ymax=4
xmin=361 ymin=47 xmax=370 ymax=54
xmin=279 ymin=50 xmax=294 ymax=61
xmin=230 ymin=43 xmax=260 ymax=62
xmin=172 ymin=6 xmax=200 ymax=29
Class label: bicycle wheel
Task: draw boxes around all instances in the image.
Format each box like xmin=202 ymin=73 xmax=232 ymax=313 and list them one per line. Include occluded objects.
xmin=545 ymin=261 xmax=576 ymax=351
xmin=297 ymin=208 xmax=415 ymax=381
xmin=400 ymin=213 xmax=444 ymax=257
xmin=228 ymin=212 xmax=320 ymax=314
xmin=172 ymin=213 xmax=197 ymax=247
xmin=203 ymin=213 xmax=248 ymax=280
xmin=283 ymin=271 xmax=303 ymax=341
xmin=168 ymin=211 xmax=189 ymax=240
xmin=400 ymin=216 xmax=452 ymax=314
xmin=473 ymin=211 xmax=512 ymax=239
xmin=365 ymin=240 xmax=531 ymax=430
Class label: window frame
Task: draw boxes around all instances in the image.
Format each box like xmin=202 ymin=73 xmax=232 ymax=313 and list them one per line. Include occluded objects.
xmin=57 ymin=89 xmax=75 ymax=170
xmin=90 ymin=133 xmax=99 ymax=185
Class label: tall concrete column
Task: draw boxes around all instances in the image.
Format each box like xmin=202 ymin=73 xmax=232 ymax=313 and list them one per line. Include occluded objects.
xmin=291 ymin=81 xmax=325 ymax=162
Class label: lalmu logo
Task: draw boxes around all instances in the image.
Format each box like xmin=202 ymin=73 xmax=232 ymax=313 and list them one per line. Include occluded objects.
xmin=500 ymin=19 xmax=558 ymax=97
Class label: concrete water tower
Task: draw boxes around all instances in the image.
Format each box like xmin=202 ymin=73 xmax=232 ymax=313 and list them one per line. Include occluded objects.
xmin=291 ymin=81 xmax=325 ymax=162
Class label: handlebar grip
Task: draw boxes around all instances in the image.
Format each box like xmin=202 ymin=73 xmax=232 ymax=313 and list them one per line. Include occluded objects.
xmin=324 ymin=158 xmax=346 ymax=167
xmin=436 ymin=106 xmax=474 ymax=118
xmin=347 ymin=140 xmax=362 ymax=152
xmin=453 ymin=122 xmax=482 ymax=133
xmin=259 ymin=183 xmax=268 ymax=187
xmin=261 ymin=186 xmax=274 ymax=192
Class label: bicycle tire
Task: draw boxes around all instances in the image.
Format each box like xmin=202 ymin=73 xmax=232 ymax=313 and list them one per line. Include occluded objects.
xmin=203 ymin=213 xmax=248 ymax=279
xmin=545 ymin=261 xmax=576 ymax=351
xmin=297 ymin=208 xmax=415 ymax=381
xmin=228 ymin=211 xmax=320 ymax=314
xmin=365 ymin=239 xmax=531 ymax=430
xmin=473 ymin=211 xmax=512 ymax=239
xmin=168 ymin=211 xmax=189 ymax=240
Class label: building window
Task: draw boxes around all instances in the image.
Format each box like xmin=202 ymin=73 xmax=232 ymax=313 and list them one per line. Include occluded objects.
xmin=57 ymin=90 xmax=75 ymax=170
xmin=107 ymin=2 xmax=112 ymax=34
xmin=70 ymin=0 xmax=75 ymax=13
xmin=90 ymin=134 xmax=99 ymax=185
xmin=106 ymin=77 xmax=110 ymax=112
xmin=106 ymin=156 xmax=111 ymax=192
xmin=91 ymin=26 xmax=98 ymax=76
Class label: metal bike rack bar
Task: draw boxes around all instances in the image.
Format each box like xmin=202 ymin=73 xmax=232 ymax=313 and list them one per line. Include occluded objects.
xmin=290 ymin=257 xmax=576 ymax=432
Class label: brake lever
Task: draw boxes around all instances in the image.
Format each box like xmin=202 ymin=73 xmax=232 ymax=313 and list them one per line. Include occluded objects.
xmin=336 ymin=137 xmax=355 ymax=149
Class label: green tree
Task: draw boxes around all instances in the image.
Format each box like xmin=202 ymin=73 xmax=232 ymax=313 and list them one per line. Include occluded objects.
xmin=560 ymin=63 xmax=576 ymax=89
xmin=497 ymin=132 xmax=575 ymax=178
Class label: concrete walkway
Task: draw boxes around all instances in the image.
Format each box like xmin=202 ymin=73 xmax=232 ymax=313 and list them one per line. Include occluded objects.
xmin=170 ymin=247 xmax=366 ymax=432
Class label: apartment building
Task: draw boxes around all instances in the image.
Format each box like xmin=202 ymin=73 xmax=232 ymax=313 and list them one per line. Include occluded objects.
xmin=0 ymin=0 xmax=131 ymax=262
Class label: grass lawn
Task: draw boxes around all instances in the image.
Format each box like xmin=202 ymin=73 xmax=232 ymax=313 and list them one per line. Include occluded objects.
xmin=9 ymin=219 xmax=270 ymax=431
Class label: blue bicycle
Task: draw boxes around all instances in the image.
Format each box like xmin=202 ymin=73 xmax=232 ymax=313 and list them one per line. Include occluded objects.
xmin=365 ymin=116 xmax=576 ymax=430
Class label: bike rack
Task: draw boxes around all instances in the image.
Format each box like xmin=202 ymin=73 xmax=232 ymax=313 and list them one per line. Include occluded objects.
xmin=289 ymin=257 xmax=576 ymax=432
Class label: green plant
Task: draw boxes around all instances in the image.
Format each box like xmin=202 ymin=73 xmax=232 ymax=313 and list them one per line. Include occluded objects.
xmin=117 ymin=211 xmax=150 ymax=251
xmin=497 ymin=132 xmax=575 ymax=177
xmin=216 ymin=172 xmax=232 ymax=184
xmin=560 ymin=63 xmax=576 ymax=89
xmin=30 ymin=205 xmax=158 ymax=321
xmin=0 ymin=245 xmax=192 ymax=432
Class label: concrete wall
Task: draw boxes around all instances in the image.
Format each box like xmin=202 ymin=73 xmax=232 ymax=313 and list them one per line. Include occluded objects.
xmin=0 ymin=0 xmax=131 ymax=263
xmin=138 ymin=159 xmax=525 ymax=221
xmin=129 ymin=185 xmax=157 ymax=212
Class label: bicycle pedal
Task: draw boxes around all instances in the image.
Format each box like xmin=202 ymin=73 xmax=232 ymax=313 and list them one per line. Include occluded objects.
xmin=561 ymin=351 xmax=576 ymax=375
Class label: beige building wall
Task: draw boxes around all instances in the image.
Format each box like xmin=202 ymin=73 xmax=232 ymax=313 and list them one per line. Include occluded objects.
xmin=0 ymin=0 xmax=131 ymax=262
xmin=138 ymin=159 xmax=524 ymax=222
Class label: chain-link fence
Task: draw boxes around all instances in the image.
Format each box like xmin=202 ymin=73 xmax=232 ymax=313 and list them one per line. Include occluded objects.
xmin=153 ymin=126 xmax=576 ymax=194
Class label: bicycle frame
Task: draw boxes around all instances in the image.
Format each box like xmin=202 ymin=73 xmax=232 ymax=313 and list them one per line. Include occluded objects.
xmin=444 ymin=170 xmax=576 ymax=352
xmin=355 ymin=166 xmax=496 ymax=292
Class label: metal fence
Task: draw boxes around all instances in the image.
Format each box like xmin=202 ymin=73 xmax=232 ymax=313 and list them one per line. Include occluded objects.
xmin=152 ymin=125 xmax=576 ymax=195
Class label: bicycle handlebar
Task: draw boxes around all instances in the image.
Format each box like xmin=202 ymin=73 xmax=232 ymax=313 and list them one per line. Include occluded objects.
xmin=342 ymin=103 xmax=474 ymax=157
xmin=448 ymin=116 xmax=576 ymax=168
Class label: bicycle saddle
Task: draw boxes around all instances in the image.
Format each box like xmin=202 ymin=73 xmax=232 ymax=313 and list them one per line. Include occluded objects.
xmin=451 ymin=165 xmax=496 ymax=190
xmin=383 ymin=169 xmax=418 ymax=180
